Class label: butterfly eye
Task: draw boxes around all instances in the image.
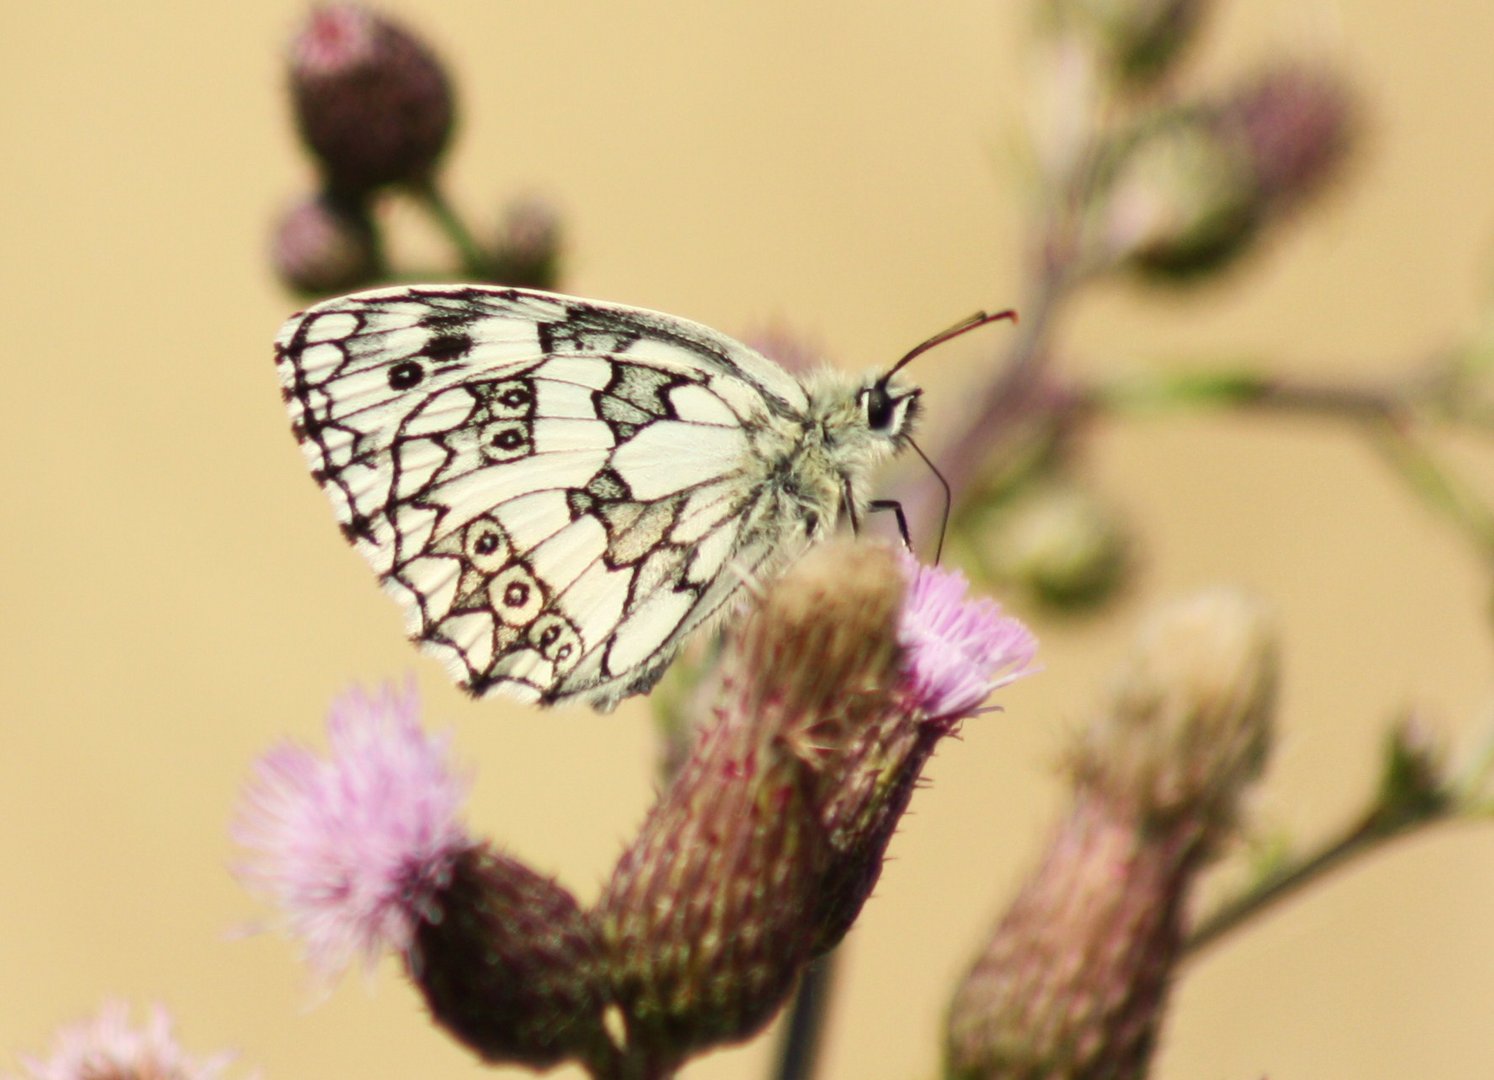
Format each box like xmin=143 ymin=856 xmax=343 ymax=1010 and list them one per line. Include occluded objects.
xmin=863 ymin=385 xmax=897 ymax=432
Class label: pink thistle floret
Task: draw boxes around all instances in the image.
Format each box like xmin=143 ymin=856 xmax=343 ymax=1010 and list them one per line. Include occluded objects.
xmin=898 ymin=553 xmax=1039 ymax=723
xmin=12 ymin=1001 xmax=234 ymax=1080
xmin=232 ymin=683 xmax=470 ymax=980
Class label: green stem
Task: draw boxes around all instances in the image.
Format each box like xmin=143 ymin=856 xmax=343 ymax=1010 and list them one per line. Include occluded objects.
xmin=1367 ymin=419 xmax=1494 ymax=563
xmin=1083 ymin=370 xmax=1494 ymax=565
xmin=414 ymin=181 xmax=491 ymax=278
xmin=1184 ymin=780 xmax=1459 ymax=959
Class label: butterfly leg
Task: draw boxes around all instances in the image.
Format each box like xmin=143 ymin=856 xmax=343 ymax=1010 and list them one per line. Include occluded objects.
xmin=840 ymin=477 xmax=862 ymax=534
xmin=867 ymin=499 xmax=912 ymax=548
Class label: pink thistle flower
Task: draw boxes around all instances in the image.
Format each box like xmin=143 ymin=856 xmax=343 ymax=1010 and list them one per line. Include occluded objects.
xmin=11 ymin=1001 xmax=235 ymax=1080
xmin=232 ymin=683 xmax=471 ymax=980
xmin=897 ymin=553 xmax=1039 ymax=724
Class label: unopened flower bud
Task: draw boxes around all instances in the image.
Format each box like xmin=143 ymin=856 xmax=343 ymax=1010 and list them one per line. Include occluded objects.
xmin=289 ymin=5 xmax=454 ymax=197
xmin=1076 ymin=587 xmax=1276 ymax=841
xmin=1039 ymin=0 xmax=1210 ymax=87
xmin=488 ymin=194 xmax=563 ymax=290
xmin=947 ymin=589 xmax=1275 ymax=1080
xmin=409 ymin=844 xmax=611 ymax=1068
xmin=984 ymin=483 xmax=1128 ymax=609
xmin=1098 ymin=112 xmax=1258 ymax=280
xmin=1219 ymin=61 xmax=1357 ymax=215
xmin=271 ymin=192 xmax=379 ymax=295
xmin=1373 ymin=715 xmax=1450 ymax=828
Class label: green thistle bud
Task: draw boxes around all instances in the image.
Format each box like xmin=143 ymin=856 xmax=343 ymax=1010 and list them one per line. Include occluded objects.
xmin=1098 ymin=110 xmax=1259 ymax=280
xmin=270 ymin=192 xmax=379 ymax=296
xmin=947 ymin=589 xmax=1276 ymax=1080
xmin=288 ymin=5 xmax=455 ymax=197
xmin=409 ymin=843 xmax=612 ymax=1070
xmin=1039 ymin=0 xmax=1210 ymax=87
xmin=983 ymin=483 xmax=1129 ymax=610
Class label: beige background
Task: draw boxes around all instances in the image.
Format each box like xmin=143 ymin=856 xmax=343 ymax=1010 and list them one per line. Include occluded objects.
xmin=3 ymin=2 xmax=1494 ymax=1077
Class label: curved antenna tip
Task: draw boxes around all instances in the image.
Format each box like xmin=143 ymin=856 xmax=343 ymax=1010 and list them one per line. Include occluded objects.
xmin=886 ymin=307 xmax=1019 ymax=379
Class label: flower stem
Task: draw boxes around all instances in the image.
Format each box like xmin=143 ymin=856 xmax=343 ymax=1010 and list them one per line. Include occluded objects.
xmin=1081 ymin=368 xmax=1494 ymax=566
xmin=770 ymin=952 xmax=838 ymax=1080
xmin=1367 ymin=419 xmax=1494 ymax=564
xmin=1184 ymin=770 xmax=1457 ymax=959
xmin=414 ymin=181 xmax=491 ymax=278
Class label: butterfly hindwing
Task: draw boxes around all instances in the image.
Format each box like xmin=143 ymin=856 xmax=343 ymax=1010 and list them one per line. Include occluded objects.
xmin=275 ymin=285 xmax=805 ymax=707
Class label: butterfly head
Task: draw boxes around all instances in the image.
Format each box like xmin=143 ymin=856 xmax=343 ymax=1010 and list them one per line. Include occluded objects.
xmin=858 ymin=375 xmax=922 ymax=447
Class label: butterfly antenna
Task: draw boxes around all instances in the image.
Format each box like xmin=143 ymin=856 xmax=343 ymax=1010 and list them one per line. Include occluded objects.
xmin=908 ymin=437 xmax=953 ymax=563
xmin=884 ymin=308 xmax=1018 ymax=379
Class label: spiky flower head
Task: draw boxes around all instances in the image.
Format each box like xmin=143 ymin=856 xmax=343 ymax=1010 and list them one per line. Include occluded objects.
xmin=897 ymin=551 xmax=1039 ymax=727
xmin=9 ymin=1002 xmax=235 ymax=1080
xmin=808 ymin=550 xmax=1038 ymax=953
xmin=289 ymin=5 xmax=454 ymax=197
xmin=231 ymin=683 xmax=470 ymax=979
xmin=233 ymin=685 xmax=611 ymax=1068
xmin=597 ymin=540 xmax=1039 ymax=1072
xmin=947 ymin=588 xmax=1277 ymax=1080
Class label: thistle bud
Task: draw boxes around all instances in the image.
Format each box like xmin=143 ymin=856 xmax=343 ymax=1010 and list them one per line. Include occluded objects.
xmin=598 ymin=544 xmax=1036 ymax=1071
xmin=270 ymin=192 xmax=379 ymax=295
xmin=1096 ymin=111 xmax=1258 ymax=280
xmin=1039 ymin=0 xmax=1210 ymax=87
xmin=947 ymin=589 xmax=1276 ymax=1080
xmin=409 ymin=845 xmax=611 ymax=1068
xmin=1076 ymin=587 xmax=1276 ymax=840
xmin=1219 ymin=61 xmax=1357 ymax=217
xmin=232 ymin=685 xmax=608 ymax=1069
xmin=982 ymin=483 xmax=1129 ymax=610
xmin=488 ymin=194 xmax=563 ymax=290
xmin=811 ymin=552 xmax=1038 ymax=952
xmin=597 ymin=542 xmax=899 ymax=1068
xmin=288 ymin=5 xmax=455 ymax=197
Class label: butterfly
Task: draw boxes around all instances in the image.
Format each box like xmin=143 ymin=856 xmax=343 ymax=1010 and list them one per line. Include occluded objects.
xmin=275 ymin=285 xmax=1011 ymax=710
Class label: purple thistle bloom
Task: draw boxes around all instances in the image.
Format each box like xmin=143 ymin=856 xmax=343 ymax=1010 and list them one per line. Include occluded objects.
xmin=897 ymin=553 xmax=1039 ymax=724
xmin=232 ymin=683 xmax=471 ymax=980
xmin=11 ymin=1001 xmax=234 ymax=1080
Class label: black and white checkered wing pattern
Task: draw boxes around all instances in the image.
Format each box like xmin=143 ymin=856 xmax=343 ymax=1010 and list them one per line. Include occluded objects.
xmin=275 ymin=285 xmax=807 ymax=708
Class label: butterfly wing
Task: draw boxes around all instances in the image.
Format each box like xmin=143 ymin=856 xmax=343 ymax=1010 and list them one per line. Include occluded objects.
xmin=275 ymin=285 xmax=808 ymax=708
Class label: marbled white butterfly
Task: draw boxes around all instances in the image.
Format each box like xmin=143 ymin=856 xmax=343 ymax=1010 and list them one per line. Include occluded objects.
xmin=275 ymin=285 xmax=1010 ymax=710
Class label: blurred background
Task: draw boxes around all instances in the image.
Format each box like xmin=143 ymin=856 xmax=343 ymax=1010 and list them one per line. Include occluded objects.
xmin=3 ymin=1 xmax=1493 ymax=1077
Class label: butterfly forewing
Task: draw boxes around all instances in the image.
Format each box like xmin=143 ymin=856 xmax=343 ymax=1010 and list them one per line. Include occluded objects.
xmin=275 ymin=285 xmax=814 ymax=708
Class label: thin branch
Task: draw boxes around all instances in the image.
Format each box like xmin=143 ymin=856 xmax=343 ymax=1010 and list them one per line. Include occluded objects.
xmin=1183 ymin=802 xmax=1448 ymax=958
xmin=413 ymin=181 xmax=492 ymax=278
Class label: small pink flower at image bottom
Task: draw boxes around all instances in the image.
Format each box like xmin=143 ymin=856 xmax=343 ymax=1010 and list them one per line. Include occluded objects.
xmin=231 ymin=683 xmax=471 ymax=980
xmin=10 ymin=1001 xmax=234 ymax=1080
xmin=897 ymin=552 xmax=1039 ymax=724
